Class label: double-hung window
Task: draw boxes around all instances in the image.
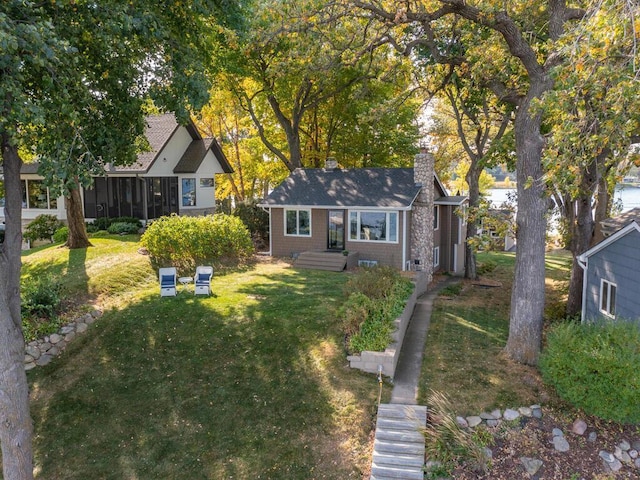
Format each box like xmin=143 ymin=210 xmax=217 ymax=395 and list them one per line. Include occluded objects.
xmin=600 ymin=279 xmax=617 ymax=318
xmin=285 ymin=209 xmax=311 ymax=236
xmin=349 ymin=211 xmax=398 ymax=243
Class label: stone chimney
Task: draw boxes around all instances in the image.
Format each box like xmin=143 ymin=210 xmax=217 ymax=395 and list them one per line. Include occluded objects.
xmin=411 ymin=149 xmax=434 ymax=284
xmin=324 ymin=157 xmax=338 ymax=170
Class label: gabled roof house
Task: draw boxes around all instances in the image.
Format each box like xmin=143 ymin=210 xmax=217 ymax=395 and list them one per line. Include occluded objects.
xmin=578 ymin=220 xmax=640 ymax=323
xmin=259 ymin=153 xmax=468 ymax=273
xmin=1 ymin=113 xmax=232 ymax=228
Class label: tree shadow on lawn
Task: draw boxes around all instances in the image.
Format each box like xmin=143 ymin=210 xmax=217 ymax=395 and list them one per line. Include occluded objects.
xmin=28 ymin=267 xmax=375 ymax=479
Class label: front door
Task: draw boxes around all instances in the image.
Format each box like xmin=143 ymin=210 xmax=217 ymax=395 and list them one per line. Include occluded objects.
xmin=328 ymin=210 xmax=345 ymax=250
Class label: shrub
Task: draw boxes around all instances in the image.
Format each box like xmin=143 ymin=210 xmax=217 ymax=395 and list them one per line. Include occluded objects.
xmin=53 ymin=226 xmax=69 ymax=243
xmin=91 ymin=216 xmax=142 ymax=232
xmin=424 ymin=390 xmax=491 ymax=477
xmin=232 ymin=200 xmax=269 ymax=248
xmin=140 ymin=214 xmax=254 ymax=272
xmin=107 ymin=222 xmax=140 ymax=235
xmin=341 ymin=266 xmax=414 ymax=353
xmin=24 ymin=215 xmax=64 ymax=243
xmin=477 ymin=260 xmax=497 ymax=275
xmin=540 ymin=320 xmax=640 ymax=423
xmin=21 ymin=274 xmax=64 ymax=341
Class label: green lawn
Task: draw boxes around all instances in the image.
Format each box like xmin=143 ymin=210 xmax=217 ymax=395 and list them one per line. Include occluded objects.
xmin=418 ymin=251 xmax=572 ymax=415
xmin=23 ymin=238 xmax=385 ymax=479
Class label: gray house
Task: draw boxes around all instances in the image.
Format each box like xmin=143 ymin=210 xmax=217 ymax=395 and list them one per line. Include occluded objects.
xmin=578 ymin=220 xmax=640 ymax=323
xmin=259 ymin=153 xmax=467 ymax=273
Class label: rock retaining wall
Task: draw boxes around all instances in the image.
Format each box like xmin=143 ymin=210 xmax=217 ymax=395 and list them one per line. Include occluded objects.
xmin=24 ymin=309 xmax=102 ymax=370
xmin=347 ymin=271 xmax=429 ymax=378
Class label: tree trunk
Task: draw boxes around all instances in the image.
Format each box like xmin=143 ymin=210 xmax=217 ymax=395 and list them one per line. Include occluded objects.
xmin=566 ymin=159 xmax=598 ymax=317
xmin=464 ymin=162 xmax=481 ymax=280
xmin=505 ymin=86 xmax=549 ymax=366
xmin=592 ymin=173 xmax=612 ymax=246
xmin=0 ymin=135 xmax=35 ymax=480
xmin=64 ymin=180 xmax=92 ymax=249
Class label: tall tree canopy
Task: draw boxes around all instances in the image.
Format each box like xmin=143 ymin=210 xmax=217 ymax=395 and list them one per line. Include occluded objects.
xmin=0 ymin=1 xmax=236 ymax=478
xmin=216 ymin=0 xmax=422 ymax=172
xmin=349 ymin=0 xmax=638 ymax=365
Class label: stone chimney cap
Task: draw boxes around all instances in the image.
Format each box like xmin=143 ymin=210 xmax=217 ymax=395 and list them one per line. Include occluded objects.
xmin=324 ymin=157 xmax=339 ymax=170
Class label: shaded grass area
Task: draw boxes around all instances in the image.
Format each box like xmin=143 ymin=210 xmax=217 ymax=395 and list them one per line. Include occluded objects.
xmin=21 ymin=241 xmax=383 ymax=479
xmin=418 ymin=251 xmax=572 ymax=415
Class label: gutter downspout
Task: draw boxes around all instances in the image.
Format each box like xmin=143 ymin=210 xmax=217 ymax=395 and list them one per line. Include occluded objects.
xmin=402 ymin=210 xmax=408 ymax=271
xmin=577 ymin=254 xmax=588 ymax=323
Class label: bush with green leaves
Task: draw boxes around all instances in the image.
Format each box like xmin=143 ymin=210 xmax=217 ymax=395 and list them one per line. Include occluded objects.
xmin=24 ymin=214 xmax=64 ymax=243
xmin=90 ymin=216 xmax=142 ymax=232
xmin=341 ymin=266 xmax=414 ymax=353
xmin=140 ymin=214 xmax=254 ymax=272
xmin=53 ymin=226 xmax=69 ymax=243
xmin=107 ymin=222 xmax=140 ymax=235
xmin=232 ymin=200 xmax=269 ymax=247
xmin=540 ymin=320 xmax=640 ymax=423
xmin=21 ymin=274 xmax=64 ymax=341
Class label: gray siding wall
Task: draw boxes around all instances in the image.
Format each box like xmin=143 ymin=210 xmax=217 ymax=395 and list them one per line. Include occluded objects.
xmin=584 ymin=229 xmax=640 ymax=322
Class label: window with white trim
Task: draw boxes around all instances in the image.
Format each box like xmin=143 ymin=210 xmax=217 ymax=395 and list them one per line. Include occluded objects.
xmin=433 ymin=246 xmax=440 ymax=268
xmin=434 ymin=205 xmax=440 ymax=230
xmin=600 ymin=279 xmax=617 ymax=317
xmin=349 ymin=211 xmax=398 ymax=242
xmin=285 ymin=209 xmax=311 ymax=236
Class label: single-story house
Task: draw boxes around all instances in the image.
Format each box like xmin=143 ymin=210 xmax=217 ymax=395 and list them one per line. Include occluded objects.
xmin=259 ymin=154 xmax=468 ymax=273
xmin=578 ymin=220 xmax=640 ymax=323
xmin=478 ymin=208 xmax=516 ymax=252
xmin=0 ymin=113 xmax=233 ymax=228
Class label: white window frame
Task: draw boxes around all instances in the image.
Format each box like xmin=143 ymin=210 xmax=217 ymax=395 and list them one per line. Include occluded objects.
xmin=284 ymin=208 xmax=312 ymax=237
xmin=599 ymin=279 xmax=617 ymax=318
xmin=433 ymin=246 xmax=440 ymax=268
xmin=434 ymin=205 xmax=440 ymax=230
xmin=348 ymin=210 xmax=399 ymax=243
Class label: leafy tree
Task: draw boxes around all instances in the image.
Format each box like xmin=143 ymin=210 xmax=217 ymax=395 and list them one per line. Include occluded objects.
xmin=349 ymin=0 xmax=596 ymax=365
xmin=427 ymin=84 xmax=513 ymax=279
xmin=541 ymin=1 xmax=640 ymax=316
xmin=0 ymin=1 xmax=236 ymax=478
xmin=217 ymin=0 xmax=421 ymax=171
xmin=196 ymin=83 xmax=290 ymax=201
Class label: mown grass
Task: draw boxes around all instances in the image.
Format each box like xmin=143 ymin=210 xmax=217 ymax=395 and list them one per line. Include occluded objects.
xmin=21 ymin=238 xmax=385 ymax=479
xmin=418 ymin=251 xmax=572 ymax=415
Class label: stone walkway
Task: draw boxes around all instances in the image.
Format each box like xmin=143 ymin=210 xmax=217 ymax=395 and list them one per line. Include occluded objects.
xmin=370 ymin=278 xmax=458 ymax=479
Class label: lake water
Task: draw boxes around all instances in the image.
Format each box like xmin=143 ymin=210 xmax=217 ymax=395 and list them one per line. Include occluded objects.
xmin=487 ymin=185 xmax=640 ymax=213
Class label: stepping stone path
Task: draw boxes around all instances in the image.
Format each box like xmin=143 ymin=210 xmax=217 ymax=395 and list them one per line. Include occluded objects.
xmin=370 ymin=404 xmax=427 ymax=480
xmin=24 ymin=310 xmax=102 ymax=370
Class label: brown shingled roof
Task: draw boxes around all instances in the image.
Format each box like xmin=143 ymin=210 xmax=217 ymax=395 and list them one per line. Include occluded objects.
xmin=600 ymin=207 xmax=640 ymax=237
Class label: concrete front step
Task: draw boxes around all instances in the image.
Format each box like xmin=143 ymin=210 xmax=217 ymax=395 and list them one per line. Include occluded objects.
xmin=370 ymin=464 xmax=424 ymax=480
xmin=371 ymin=451 xmax=425 ymax=468
xmin=374 ymin=438 xmax=424 ymax=456
xmin=294 ymin=252 xmax=347 ymax=271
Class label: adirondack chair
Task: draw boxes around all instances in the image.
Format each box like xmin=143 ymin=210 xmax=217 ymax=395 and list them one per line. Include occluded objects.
xmin=159 ymin=267 xmax=177 ymax=297
xmin=194 ymin=266 xmax=213 ymax=295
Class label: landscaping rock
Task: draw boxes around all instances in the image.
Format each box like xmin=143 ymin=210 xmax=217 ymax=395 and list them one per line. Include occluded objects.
xmin=36 ymin=355 xmax=53 ymax=366
xmin=553 ymin=434 xmax=570 ymax=452
xmin=50 ymin=333 xmax=62 ymax=344
xmin=520 ymin=457 xmax=543 ymax=476
xmin=619 ymin=440 xmax=631 ymax=451
xmin=76 ymin=322 xmax=89 ymax=333
xmin=491 ymin=409 xmax=502 ymax=419
xmin=615 ymin=446 xmax=632 ymax=464
xmin=531 ymin=405 xmax=543 ymax=419
xmin=599 ymin=451 xmax=615 ymax=463
xmin=572 ymin=419 xmax=588 ymax=435
xmin=503 ymin=409 xmax=520 ymax=421
xmin=456 ymin=416 xmax=468 ymax=428
xmin=518 ymin=407 xmax=532 ymax=417
xmin=588 ymin=431 xmax=598 ymax=443
xmin=466 ymin=416 xmax=482 ymax=428
xmin=480 ymin=412 xmax=496 ymax=420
